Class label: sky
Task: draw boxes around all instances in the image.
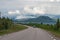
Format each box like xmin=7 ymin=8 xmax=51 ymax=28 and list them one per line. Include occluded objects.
xmin=0 ymin=0 xmax=60 ymax=19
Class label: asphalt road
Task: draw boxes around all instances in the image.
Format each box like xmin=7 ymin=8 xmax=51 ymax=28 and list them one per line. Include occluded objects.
xmin=0 ymin=26 xmax=60 ymax=40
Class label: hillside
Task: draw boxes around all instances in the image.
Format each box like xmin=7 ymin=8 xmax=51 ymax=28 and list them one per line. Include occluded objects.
xmin=15 ymin=16 xmax=56 ymax=24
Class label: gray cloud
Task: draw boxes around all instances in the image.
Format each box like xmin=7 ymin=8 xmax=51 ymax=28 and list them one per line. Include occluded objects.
xmin=0 ymin=0 xmax=60 ymax=19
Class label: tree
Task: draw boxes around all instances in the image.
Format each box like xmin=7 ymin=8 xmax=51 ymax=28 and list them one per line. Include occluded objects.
xmin=0 ymin=16 xmax=14 ymax=30
xmin=55 ymin=18 xmax=60 ymax=30
xmin=0 ymin=12 xmax=1 ymax=18
xmin=4 ymin=21 xmax=8 ymax=29
xmin=0 ymin=12 xmax=14 ymax=30
xmin=41 ymin=22 xmax=43 ymax=25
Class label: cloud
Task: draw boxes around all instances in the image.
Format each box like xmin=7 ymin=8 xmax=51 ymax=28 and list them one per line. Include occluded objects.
xmin=50 ymin=0 xmax=60 ymax=2
xmin=8 ymin=10 xmax=20 ymax=15
xmin=0 ymin=0 xmax=60 ymax=19
xmin=16 ymin=15 xmax=36 ymax=19
xmin=24 ymin=6 xmax=45 ymax=15
xmin=50 ymin=0 xmax=54 ymax=2
xmin=56 ymin=0 xmax=60 ymax=2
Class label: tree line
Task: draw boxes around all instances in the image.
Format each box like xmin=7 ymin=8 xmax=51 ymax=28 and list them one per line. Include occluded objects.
xmin=0 ymin=17 xmax=14 ymax=30
xmin=26 ymin=18 xmax=60 ymax=31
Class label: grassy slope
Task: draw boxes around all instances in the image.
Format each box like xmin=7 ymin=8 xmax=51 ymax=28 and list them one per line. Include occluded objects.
xmin=0 ymin=24 xmax=28 ymax=35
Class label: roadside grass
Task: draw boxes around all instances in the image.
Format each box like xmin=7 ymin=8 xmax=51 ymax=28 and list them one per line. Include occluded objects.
xmin=0 ymin=24 xmax=28 ymax=35
xmin=39 ymin=26 xmax=60 ymax=37
xmin=50 ymin=30 xmax=60 ymax=37
xmin=37 ymin=25 xmax=60 ymax=37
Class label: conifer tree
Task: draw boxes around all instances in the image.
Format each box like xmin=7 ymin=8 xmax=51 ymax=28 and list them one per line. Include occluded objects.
xmin=56 ymin=18 xmax=60 ymax=30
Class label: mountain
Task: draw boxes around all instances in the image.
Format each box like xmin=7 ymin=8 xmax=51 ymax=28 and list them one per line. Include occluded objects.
xmin=15 ymin=16 xmax=56 ymax=24
xmin=53 ymin=15 xmax=60 ymax=19
xmin=45 ymin=14 xmax=60 ymax=19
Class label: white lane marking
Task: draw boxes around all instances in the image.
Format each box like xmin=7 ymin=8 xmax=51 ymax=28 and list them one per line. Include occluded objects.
xmin=53 ymin=39 xmax=56 ymax=40
xmin=48 ymin=34 xmax=51 ymax=37
xmin=48 ymin=34 xmax=56 ymax=40
xmin=51 ymin=37 xmax=53 ymax=39
xmin=51 ymin=37 xmax=53 ymax=38
xmin=0 ymin=36 xmax=1 ymax=38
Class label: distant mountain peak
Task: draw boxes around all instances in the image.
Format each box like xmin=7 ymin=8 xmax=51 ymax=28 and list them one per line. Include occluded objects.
xmin=15 ymin=16 xmax=56 ymax=24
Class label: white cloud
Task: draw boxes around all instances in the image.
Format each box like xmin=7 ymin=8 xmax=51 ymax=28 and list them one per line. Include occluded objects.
xmin=50 ymin=0 xmax=60 ymax=2
xmin=8 ymin=10 xmax=20 ymax=15
xmin=57 ymin=0 xmax=60 ymax=2
xmin=24 ymin=6 xmax=45 ymax=15
xmin=33 ymin=7 xmax=45 ymax=14
xmin=16 ymin=10 xmax=20 ymax=13
xmin=16 ymin=15 xmax=36 ymax=19
xmin=50 ymin=0 xmax=54 ymax=2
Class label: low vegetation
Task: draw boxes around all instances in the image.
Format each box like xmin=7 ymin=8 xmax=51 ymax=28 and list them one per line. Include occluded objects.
xmin=0 ymin=17 xmax=27 ymax=35
xmin=26 ymin=18 xmax=60 ymax=37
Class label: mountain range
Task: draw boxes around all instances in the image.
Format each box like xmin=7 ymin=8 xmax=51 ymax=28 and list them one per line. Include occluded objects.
xmin=15 ymin=16 xmax=56 ymax=24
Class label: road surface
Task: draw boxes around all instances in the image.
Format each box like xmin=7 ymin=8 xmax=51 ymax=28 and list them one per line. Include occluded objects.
xmin=0 ymin=26 xmax=60 ymax=40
